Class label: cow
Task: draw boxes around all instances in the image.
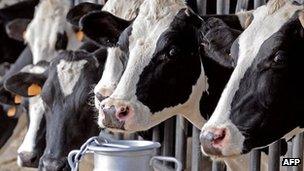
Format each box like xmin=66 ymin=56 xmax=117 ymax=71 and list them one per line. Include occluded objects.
xmin=200 ymin=0 xmax=304 ymax=158
xmin=66 ymin=0 xmax=144 ymax=110
xmin=5 ymin=47 xmax=107 ymax=171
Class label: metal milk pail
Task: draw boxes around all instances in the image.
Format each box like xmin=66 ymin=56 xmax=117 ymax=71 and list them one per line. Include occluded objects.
xmin=68 ymin=136 xmax=181 ymax=171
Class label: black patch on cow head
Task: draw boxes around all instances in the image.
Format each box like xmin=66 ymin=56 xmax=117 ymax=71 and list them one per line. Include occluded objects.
xmin=66 ymin=2 xmax=103 ymax=27
xmin=80 ymin=11 xmax=131 ymax=46
xmin=228 ymin=13 xmax=304 ymax=153
xmin=135 ymin=9 xmax=203 ymax=113
xmin=4 ymin=61 xmax=49 ymax=98
xmin=39 ymin=50 xmax=106 ymax=168
xmin=55 ymin=31 xmax=68 ymax=51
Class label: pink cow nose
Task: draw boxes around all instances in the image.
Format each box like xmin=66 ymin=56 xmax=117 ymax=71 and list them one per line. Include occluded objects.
xmin=102 ymin=105 xmax=132 ymax=122
xmin=200 ymin=128 xmax=226 ymax=156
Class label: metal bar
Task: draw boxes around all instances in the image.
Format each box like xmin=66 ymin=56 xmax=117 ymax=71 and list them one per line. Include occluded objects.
xmin=212 ymin=161 xmax=226 ymax=171
xmin=268 ymin=141 xmax=281 ymax=171
xmin=153 ymin=126 xmax=161 ymax=155
xmin=175 ymin=116 xmax=188 ymax=170
xmin=217 ymin=0 xmax=230 ymax=14
xmin=162 ymin=117 xmax=175 ymax=166
xmin=250 ymin=150 xmax=261 ymax=171
xmin=191 ymin=127 xmax=202 ymax=171
xmin=254 ymin=0 xmax=266 ymax=9
xmin=196 ymin=0 xmax=207 ymax=15
xmin=235 ymin=0 xmax=249 ymax=13
xmin=287 ymin=141 xmax=293 ymax=171
xmin=292 ymin=133 xmax=303 ymax=171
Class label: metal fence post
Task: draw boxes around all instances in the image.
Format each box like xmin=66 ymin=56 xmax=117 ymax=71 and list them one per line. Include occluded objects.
xmin=153 ymin=126 xmax=161 ymax=155
xmin=254 ymin=0 xmax=266 ymax=8
xmin=196 ymin=0 xmax=207 ymax=15
xmin=162 ymin=117 xmax=175 ymax=167
xmin=235 ymin=0 xmax=249 ymax=13
xmin=250 ymin=150 xmax=261 ymax=171
xmin=217 ymin=0 xmax=230 ymax=14
xmin=268 ymin=141 xmax=281 ymax=171
xmin=292 ymin=133 xmax=304 ymax=171
xmin=192 ymin=127 xmax=202 ymax=171
xmin=175 ymin=116 xmax=188 ymax=170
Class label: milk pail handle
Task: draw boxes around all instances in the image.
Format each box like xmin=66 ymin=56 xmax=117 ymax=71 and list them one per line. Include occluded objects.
xmin=150 ymin=156 xmax=182 ymax=171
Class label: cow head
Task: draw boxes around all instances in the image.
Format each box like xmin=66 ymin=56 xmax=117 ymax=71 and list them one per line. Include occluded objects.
xmin=66 ymin=0 xmax=143 ymax=111
xmin=80 ymin=0 xmax=211 ymax=132
xmin=200 ymin=1 xmax=304 ymax=158
xmin=9 ymin=0 xmax=82 ymax=64
xmin=6 ymin=49 xmax=106 ymax=170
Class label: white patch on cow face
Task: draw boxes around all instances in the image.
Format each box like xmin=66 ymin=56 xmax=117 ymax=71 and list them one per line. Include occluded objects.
xmin=17 ymin=96 xmax=44 ymax=166
xmin=24 ymin=0 xmax=81 ymax=64
xmin=0 ymin=0 xmax=25 ymax=9
xmin=94 ymin=48 xmax=124 ymax=98
xmin=21 ymin=64 xmax=47 ymax=74
xmin=201 ymin=1 xmax=303 ymax=157
xmin=56 ymin=59 xmax=87 ymax=97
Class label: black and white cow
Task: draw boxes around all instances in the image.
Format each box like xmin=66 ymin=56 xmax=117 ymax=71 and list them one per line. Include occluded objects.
xmin=200 ymin=0 xmax=304 ymax=158
xmin=84 ymin=0 xmax=245 ymax=132
xmin=0 ymin=47 xmax=48 ymax=168
xmin=5 ymin=47 xmax=107 ymax=171
xmin=66 ymin=0 xmax=144 ymax=102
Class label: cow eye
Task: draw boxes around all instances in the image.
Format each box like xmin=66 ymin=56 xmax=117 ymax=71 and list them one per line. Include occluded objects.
xmin=273 ymin=51 xmax=287 ymax=65
xmin=169 ymin=48 xmax=178 ymax=57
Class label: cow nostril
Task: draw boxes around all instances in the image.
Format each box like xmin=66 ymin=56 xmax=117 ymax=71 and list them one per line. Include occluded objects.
xmin=116 ymin=106 xmax=130 ymax=120
xmin=200 ymin=129 xmax=226 ymax=147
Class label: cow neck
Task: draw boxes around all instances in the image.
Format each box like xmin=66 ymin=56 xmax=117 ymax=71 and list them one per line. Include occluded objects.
xmin=199 ymin=55 xmax=233 ymax=120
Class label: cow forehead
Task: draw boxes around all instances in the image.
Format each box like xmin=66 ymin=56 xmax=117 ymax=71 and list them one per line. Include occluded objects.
xmin=24 ymin=0 xmax=79 ymax=64
xmin=102 ymin=0 xmax=143 ymax=20
xmin=111 ymin=1 xmax=186 ymax=99
xmin=56 ymin=59 xmax=88 ymax=97
xmin=207 ymin=1 xmax=303 ymax=125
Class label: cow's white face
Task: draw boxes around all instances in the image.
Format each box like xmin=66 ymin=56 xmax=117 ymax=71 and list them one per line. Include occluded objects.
xmin=24 ymin=0 xmax=81 ymax=64
xmin=83 ymin=0 xmax=208 ymax=132
xmin=200 ymin=0 xmax=304 ymax=158
xmin=94 ymin=0 xmax=143 ymax=106
xmin=15 ymin=64 xmax=47 ymax=167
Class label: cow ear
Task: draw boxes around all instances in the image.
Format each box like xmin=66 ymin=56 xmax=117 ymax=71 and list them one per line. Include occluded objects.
xmin=200 ymin=22 xmax=240 ymax=69
xmin=4 ymin=63 xmax=49 ymax=97
xmin=4 ymin=72 xmax=47 ymax=97
xmin=5 ymin=18 xmax=31 ymax=42
xmin=80 ymin=11 xmax=131 ymax=46
xmin=67 ymin=2 xmax=103 ymax=27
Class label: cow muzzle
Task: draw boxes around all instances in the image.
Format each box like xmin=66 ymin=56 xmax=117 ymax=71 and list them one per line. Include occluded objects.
xmin=99 ymin=104 xmax=132 ymax=130
xmin=200 ymin=124 xmax=245 ymax=158
xmin=18 ymin=151 xmax=39 ymax=168
xmin=39 ymin=156 xmax=68 ymax=171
